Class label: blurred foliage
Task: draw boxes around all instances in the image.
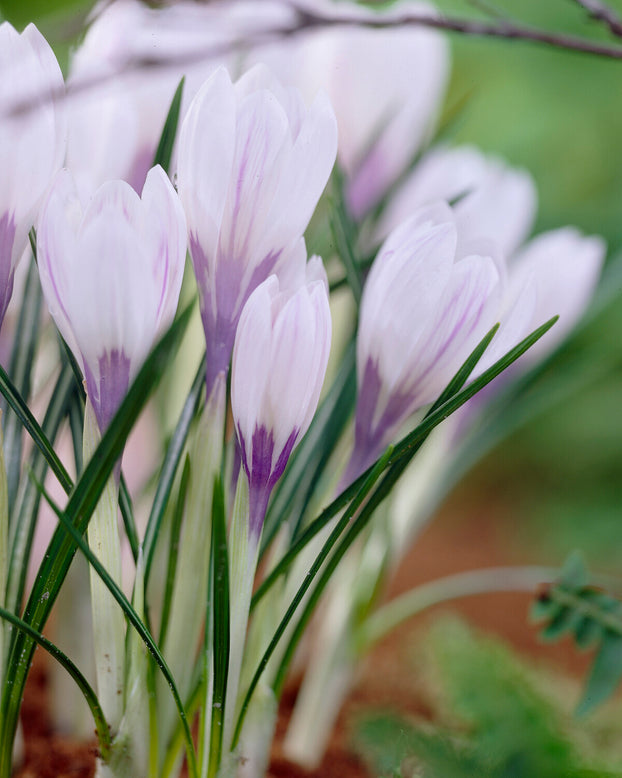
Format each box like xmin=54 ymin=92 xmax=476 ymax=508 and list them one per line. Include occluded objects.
xmin=428 ymin=0 xmax=622 ymax=567
xmin=352 ymin=618 xmax=622 ymax=777
xmin=532 ymin=552 xmax=622 ymax=715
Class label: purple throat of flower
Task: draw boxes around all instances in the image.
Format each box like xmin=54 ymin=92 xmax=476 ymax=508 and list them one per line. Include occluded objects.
xmin=0 ymin=212 xmax=17 ymax=331
xmin=238 ymin=424 xmax=299 ymax=541
xmin=84 ymin=349 xmax=132 ymax=435
xmin=343 ymin=358 xmax=412 ymax=488
xmin=189 ymin=234 xmax=281 ymax=396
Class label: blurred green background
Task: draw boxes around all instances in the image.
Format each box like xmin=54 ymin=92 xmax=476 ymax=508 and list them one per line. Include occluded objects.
xmin=2 ymin=0 xmax=622 ymax=568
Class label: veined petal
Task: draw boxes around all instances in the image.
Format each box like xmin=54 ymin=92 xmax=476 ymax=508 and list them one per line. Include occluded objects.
xmin=140 ymin=166 xmax=187 ymax=330
xmin=178 ymin=66 xmax=237 ymax=277
xmin=231 ymin=277 xmax=278 ymax=454
xmin=511 ymin=227 xmax=605 ymax=360
xmin=259 ymin=90 xmax=337 ymax=257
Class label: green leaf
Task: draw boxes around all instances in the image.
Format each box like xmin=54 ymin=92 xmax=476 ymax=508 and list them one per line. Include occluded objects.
xmin=330 ymin=166 xmax=363 ymax=304
xmin=153 ymin=77 xmax=185 ymax=174
xmin=0 ymin=362 xmax=73 ymax=495
xmin=0 ymin=605 xmax=112 ymax=763
xmin=206 ymin=475 xmax=230 ymax=778
xmin=143 ymin=356 xmax=205 ymax=585
xmin=233 ymin=447 xmax=394 ymax=748
xmin=578 ymin=635 xmax=622 ymax=716
xmin=158 ymin=455 xmax=191 ymax=647
xmin=0 ymin=303 xmax=196 ymax=778
xmin=3 ymin=256 xmax=42 ymax=513
xmin=253 ymin=322 xmax=500 ymax=610
xmin=119 ymin=475 xmax=139 ymax=563
xmin=560 ymin=551 xmax=589 ymax=590
xmin=5 ymin=362 xmax=76 ymax=617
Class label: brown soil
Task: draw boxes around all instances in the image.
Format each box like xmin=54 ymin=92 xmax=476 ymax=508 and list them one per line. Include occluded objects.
xmin=14 ymin=489 xmax=590 ymax=778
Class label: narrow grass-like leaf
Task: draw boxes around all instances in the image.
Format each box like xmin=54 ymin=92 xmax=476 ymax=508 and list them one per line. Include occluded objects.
xmin=330 ymin=167 xmax=363 ymax=304
xmin=0 ymin=606 xmax=111 ymax=762
xmin=119 ymin=474 xmax=139 ymax=563
xmin=269 ymin=321 xmax=557 ymax=696
xmin=241 ymin=320 xmax=554 ymax=736
xmin=153 ymin=77 xmax=185 ymax=174
xmin=0 ymin=363 xmax=73 ymax=495
xmin=3 ymin=257 xmax=42 ymax=513
xmin=233 ymin=448 xmax=393 ymax=749
xmin=0 ymin=304 xmax=195 ymax=778
xmin=261 ymin=342 xmax=356 ymax=553
xmin=252 ymin=323 xmax=500 ymax=609
xmin=143 ymin=357 xmax=205 ymax=584
xmin=28 ymin=476 xmax=198 ymax=777
xmin=159 ymin=456 xmax=191 ymax=647
xmin=68 ymin=391 xmax=84 ymax=475
xmin=6 ymin=362 xmax=75 ymax=617
xmin=207 ymin=476 xmax=229 ymax=778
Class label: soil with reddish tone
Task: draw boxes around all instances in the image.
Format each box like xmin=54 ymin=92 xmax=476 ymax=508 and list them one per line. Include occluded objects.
xmin=14 ymin=489 xmax=589 ymax=778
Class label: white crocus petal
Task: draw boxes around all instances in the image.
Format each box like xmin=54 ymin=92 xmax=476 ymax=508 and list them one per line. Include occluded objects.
xmin=141 ymin=167 xmax=187 ymax=328
xmin=178 ymin=63 xmax=337 ymax=395
xmin=37 ymin=166 xmax=186 ymax=433
xmin=177 ymin=67 xmax=237 ymax=271
xmin=232 ymin=278 xmax=277 ymax=457
xmin=232 ymin=265 xmax=332 ymax=537
xmin=511 ymin=227 xmax=605 ymax=361
xmin=377 ymin=145 xmax=538 ymax=257
xmin=0 ymin=22 xmax=65 ymax=326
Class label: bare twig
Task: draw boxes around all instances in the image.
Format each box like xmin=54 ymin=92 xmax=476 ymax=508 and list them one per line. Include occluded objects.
xmin=572 ymin=0 xmax=622 ymax=38
xmin=5 ymin=0 xmax=622 ymax=121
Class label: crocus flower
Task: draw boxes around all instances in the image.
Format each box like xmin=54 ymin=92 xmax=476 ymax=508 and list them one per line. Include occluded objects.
xmin=231 ymin=258 xmax=332 ymax=538
xmin=37 ymin=166 xmax=186 ymax=433
xmin=0 ymin=22 xmax=65 ymax=328
xmin=375 ymin=145 xmax=538 ymax=258
xmin=177 ymin=64 xmax=337 ymax=394
xmin=66 ymin=0 xmax=294 ymax=194
xmin=504 ymin=226 xmax=605 ymax=364
xmin=247 ymin=0 xmax=448 ymax=220
xmin=345 ymin=201 xmax=506 ymax=484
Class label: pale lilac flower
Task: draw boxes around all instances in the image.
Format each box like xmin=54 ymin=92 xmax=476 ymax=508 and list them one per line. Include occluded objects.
xmin=247 ymin=0 xmax=449 ymax=219
xmin=231 ymin=259 xmax=332 ymax=538
xmin=66 ymin=0 xmax=294 ymax=194
xmin=376 ymin=145 xmax=538 ymax=258
xmin=0 ymin=22 xmax=65 ymax=328
xmin=177 ymin=64 xmax=337 ymax=394
xmin=346 ymin=201 xmax=505 ymax=483
xmin=505 ymin=227 xmax=605 ymax=363
xmin=37 ymin=166 xmax=186 ymax=433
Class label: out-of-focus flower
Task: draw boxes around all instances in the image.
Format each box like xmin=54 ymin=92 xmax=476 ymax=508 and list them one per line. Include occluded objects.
xmin=66 ymin=0 xmax=295 ymax=193
xmin=346 ymin=201 xmax=509 ymax=483
xmin=505 ymin=227 xmax=605 ymax=363
xmin=248 ymin=0 xmax=449 ymax=220
xmin=376 ymin=145 xmax=538 ymax=258
xmin=177 ymin=64 xmax=337 ymax=394
xmin=0 ymin=22 xmax=65 ymax=329
xmin=231 ymin=259 xmax=332 ymax=538
xmin=37 ymin=166 xmax=186 ymax=432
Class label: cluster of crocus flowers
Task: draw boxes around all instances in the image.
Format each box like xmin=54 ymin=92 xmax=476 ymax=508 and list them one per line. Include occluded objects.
xmin=0 ymin=4 xmax=611 ymax=778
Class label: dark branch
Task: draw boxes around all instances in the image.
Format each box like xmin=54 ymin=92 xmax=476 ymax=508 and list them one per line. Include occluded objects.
xmin=572 ymin=0 xmax=622 ymax=38
xmin=5 ymin=1 xmax=622 ymax=121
